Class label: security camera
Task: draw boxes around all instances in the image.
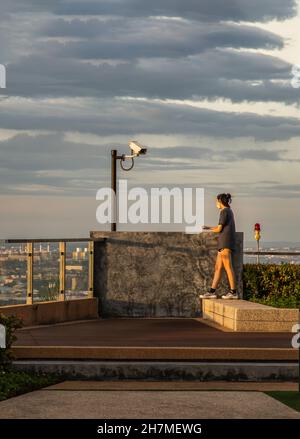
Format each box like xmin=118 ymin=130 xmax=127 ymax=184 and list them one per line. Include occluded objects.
xmin=128 ymin=140 xmax=147 ymax=156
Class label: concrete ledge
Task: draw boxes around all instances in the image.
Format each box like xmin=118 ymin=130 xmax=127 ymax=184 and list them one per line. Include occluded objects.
xmin=12 ymin=360 xmax=299 ymax=381
xmin=11 ymin=346 xmax=297 ymax=361
xmin=0 ymin=298 xmax=98 ymax=326
xmin=202 ymin=299 xmax=298 ymax=332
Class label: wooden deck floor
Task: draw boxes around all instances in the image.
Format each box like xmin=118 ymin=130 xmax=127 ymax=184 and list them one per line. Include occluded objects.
xmin=12 ymin=318 xmax=297 ymax=361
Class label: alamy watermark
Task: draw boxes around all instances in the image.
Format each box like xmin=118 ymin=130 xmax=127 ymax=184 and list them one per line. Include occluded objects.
xmin=291 ymin=64 xmax=300 ymax=89
xmin=0 ymin=64 xmax=6 ymax=88
xmin=96 ymin=179 xmax=204 ymax=233
xmin=291 ymin=323 xmax=300 ymax=349
xmin=0 ymin=324 xmax=6 ymax=349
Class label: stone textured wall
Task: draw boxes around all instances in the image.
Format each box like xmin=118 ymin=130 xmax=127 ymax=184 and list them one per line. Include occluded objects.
xmin=91 ymin=231 xmax=243 ymax=317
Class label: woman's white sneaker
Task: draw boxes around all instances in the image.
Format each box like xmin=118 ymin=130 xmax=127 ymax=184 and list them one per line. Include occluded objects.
xmin=199 ymin=292 xmax=217 ymax=299
xmin=221 ymin=291 xmax=238 ymax=300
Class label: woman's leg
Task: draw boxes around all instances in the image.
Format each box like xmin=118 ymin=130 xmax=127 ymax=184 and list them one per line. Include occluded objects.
xmin=220 ymin=248 xmax=236 ymax=289
xmin=211 ymin=251 xmax=223 ymax=289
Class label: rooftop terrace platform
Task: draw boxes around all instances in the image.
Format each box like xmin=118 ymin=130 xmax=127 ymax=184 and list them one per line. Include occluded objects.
xmin=12 ymin=318 xmax=297 ymax=362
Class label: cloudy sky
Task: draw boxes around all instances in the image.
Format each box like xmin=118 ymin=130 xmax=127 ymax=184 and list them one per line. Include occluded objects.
xmin=1 ymin=0 xmax=300 ymax=242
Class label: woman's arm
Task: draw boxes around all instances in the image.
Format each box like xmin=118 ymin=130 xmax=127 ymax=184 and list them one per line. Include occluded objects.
xmin=203 ymin=225 xmax=223 ymax=232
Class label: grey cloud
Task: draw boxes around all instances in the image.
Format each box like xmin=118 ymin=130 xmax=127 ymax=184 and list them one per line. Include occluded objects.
xmin=0 ymin=167 xmax=73 ymax=191
xmin=2 ymin=0 xmax=296 ymax=22
xmin=0 ymin=132 xmax=298 ymax=197
xmin=1 ymin=0 xmax=297 ymax=107
xmin=146 ymin=146 xmax=292 ymax=163
xmin=162 ymin=181 xmax=300 ymax=199
xmin=229 ymin=183 xmax=300 ymax=198
xmin=0 ymin=0 xmax=61 ymax=18
xmin=0 ymin=132 xmax=109 ymax=171
xmin=269 ymin=184 xmax=300 ymax=192
xmin=1 ymin=99 xmax=300 ymax=141
xmin=150 ymin=146 xmax=211 ymax=160
xmin=0 ymin=133 xmax=285 ymax=176
xmin=38 ymin=18 xmax=283 ymax=60
xmin=235 ymin=149 xmax=287 ymax=161
xmin=53 ymin=0 xmax=297 ymax=23
xmin=0 ymin=132 xmax=109 ymax=196
xmin=5 ymin=50 xmax=298 ymax=105
xmin=218 ymin=149 xmax=290 ymax=162
xmin=136 ymin=159 xmax=225 ymax=171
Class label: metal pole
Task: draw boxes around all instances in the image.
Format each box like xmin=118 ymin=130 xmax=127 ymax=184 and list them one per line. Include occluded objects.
xmin=111 ymin=149 xmax=117 ymax=231
xmin=88 ymin=240 xmax=94 ymax=298
xmin=59 ymin=241 xmax=66 ymax=301
xmin=257 ymin=239 xmax=260 ymax=264
xmin=26 ymin=242 xmax=33 ymax=305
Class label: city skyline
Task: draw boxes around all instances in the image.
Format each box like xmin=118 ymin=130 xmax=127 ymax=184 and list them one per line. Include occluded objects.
xmin=0 ymin=242 xmax=89 ymax=306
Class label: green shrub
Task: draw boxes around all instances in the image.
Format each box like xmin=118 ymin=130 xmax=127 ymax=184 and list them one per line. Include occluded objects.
xmin=0 ymin=314 xmax=23 ymax=370
xmin=243 ymin=263 xmax=300 ymax=308
xmin=0 ymin=370 xmax=60 ymax=401
xmin=0 ymin=315 xmax=61 ymax=401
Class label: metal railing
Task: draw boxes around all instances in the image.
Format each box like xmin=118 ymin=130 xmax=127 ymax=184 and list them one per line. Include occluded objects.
xmin=244 ymin=251 xmax=300 ymax=256
xmin=1 ymin=238 xmax=94 ymax=305
xmin=244 ymin=250 xmax=300 ymax=264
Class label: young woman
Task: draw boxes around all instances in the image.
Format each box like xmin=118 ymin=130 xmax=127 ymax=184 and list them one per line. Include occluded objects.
xmin=200 ymin=193 xmax=238 ymax=300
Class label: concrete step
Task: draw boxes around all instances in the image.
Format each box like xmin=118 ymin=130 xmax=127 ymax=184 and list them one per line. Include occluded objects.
xmin=13 ymin=360 xmax=299 ymax=382
xmin=202 ymin=299 xmax=299 ymax=332
xmin=11 ymin=345 xmax=297 ymax=361
xmin=44 ymin=380 xmax=299 ymax=391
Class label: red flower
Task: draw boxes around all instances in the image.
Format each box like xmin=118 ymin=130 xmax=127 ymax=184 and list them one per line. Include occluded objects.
xmin=254 ymin=223 xmax=261 ymax=231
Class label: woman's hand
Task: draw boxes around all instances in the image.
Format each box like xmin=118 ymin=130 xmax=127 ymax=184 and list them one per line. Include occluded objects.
xmin=203 ymin=225 xmax=223 ymax=232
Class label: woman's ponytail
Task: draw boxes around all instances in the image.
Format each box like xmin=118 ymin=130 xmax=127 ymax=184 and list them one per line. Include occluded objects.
xmin=226 ymin=193 xmax=232 ymax=205
xmin=217 ymin=193 xmax=232 ymax=207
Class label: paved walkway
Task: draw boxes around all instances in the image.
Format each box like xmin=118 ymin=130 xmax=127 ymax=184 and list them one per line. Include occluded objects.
xmin=0 ymin=382 xmax=299 ymax=419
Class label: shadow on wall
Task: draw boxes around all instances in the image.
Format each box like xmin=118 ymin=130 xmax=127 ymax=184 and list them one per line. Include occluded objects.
xmin=92 ymin=231 xmax=243 ymax=317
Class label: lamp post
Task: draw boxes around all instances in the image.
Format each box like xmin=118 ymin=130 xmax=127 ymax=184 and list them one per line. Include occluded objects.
xmin=254 ymin=223 xmax=261 ymax=264
xmin=111 ymin=141 xmax=148 ymax=232
xmin=111 ymin=149 xmax=118 ymax=232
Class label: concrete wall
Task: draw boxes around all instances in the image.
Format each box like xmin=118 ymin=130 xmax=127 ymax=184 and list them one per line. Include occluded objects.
xmin=91 ymin=231 xmax=243 ymax=317
xmin=0 ymin=298 xmax=98 ymax=327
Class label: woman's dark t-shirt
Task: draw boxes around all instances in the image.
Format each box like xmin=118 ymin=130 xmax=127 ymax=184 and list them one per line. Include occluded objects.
xmin=218 ymin=207 xmax=236 ymax=251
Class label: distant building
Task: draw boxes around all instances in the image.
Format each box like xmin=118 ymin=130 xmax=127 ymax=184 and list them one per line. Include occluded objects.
xmin=71 ymin=277 xmax=77 ymax=291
